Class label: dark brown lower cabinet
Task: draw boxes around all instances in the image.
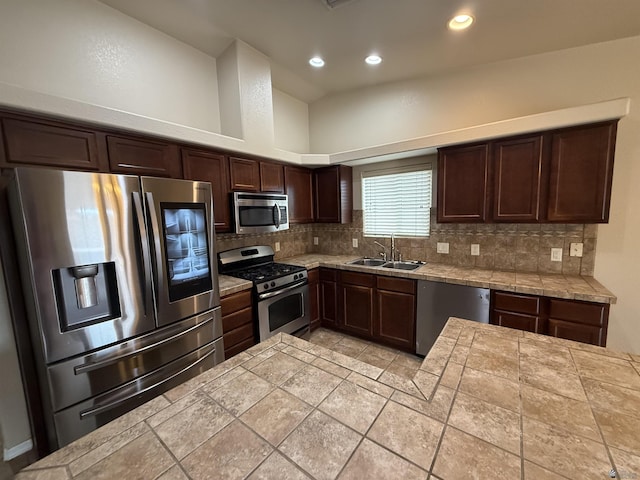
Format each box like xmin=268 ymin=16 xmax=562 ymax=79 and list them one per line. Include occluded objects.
xmin=339 ymin=271 xmax=375 ymax=337
xmin=375 ymin=276 xmax=416 ymax=351
xmin=320 ymin=268 xmax=338 ymax=328
xmin=221 ymin=289 xmax=255 ymax=358
xmin=317 ymin=268 xmax=417 ymax=353
xmin=308 ymin=269 xmax=320 ymax=331
xmin=491 ymin=290 xmax=609 ymax=346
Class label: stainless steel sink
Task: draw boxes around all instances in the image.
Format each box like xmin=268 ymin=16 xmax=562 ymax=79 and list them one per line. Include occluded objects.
xmin=348 ymin=258 xmax=387 ymax=267
xmin=382 ymin=261 xmax=424 ymax=271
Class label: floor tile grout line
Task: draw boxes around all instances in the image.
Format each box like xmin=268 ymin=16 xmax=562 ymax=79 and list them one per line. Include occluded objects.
xmin=146 ymin=422 xmax=194 ymax=480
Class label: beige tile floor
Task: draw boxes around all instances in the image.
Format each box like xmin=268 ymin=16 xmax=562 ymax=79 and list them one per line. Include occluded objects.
xmin=307 ymin=328 xmax=423 ymax=380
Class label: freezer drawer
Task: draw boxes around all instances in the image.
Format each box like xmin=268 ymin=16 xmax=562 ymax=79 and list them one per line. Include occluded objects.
xmin=53 ymin=336 xmax=224 ymax=448
xmin=415 ymin=280 xmax=489 ymax=356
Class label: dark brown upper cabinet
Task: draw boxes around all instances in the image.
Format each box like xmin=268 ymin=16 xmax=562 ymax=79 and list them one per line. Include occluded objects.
xmin=229 ymin=157 xmax=260 ymax=191
xmin=437 ymin=143 xmax=490 ymax=223
xmin=107 ymin=134 xmax=181 ymax=178
xmin=284 ymin=165 xmax=314 ymax=223
xmin=437 ymin=121 xmax=617 ymax=224
xmin=314 ymin=165 xmax=353 ymax=224
xmin=0 ymin=114 xmax=107 ymax=171
xmin=492 ymin=135 xmax=546 ymax=222
xmin=547 ymin=122 xmax=616 ymax=223
xmin=181 ymin=148 xmax=232 ymax=233
xmin=259 ymin=161 xmax=285 ymax=193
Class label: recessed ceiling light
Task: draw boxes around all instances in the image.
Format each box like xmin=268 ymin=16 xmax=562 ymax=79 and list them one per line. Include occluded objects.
xmin=309 ymin=56 xmax=325 ymax=68
xmin=448 ymin=14 xmax=474 ymax=30
xmin=365 ymin=55 xmax=382 ymax=65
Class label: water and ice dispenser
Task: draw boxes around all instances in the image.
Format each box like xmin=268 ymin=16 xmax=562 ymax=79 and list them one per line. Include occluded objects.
xmin=52 ymin=262 xmax=121 ymax=331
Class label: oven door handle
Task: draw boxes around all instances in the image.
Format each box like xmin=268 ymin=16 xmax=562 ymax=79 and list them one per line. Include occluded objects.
xmin=258 ymin=281 xmax=306 ymax=300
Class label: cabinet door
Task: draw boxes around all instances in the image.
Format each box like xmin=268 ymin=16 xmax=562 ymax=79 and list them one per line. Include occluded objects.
xmin=314 ymin=165 xmax=353 ymax=224
xmin=1 ymin=116 xmax=106 ymax=171
xmin=437 ymin=143 xmax=490 ymax=222
xmin=229 ymin=157 xmax=260 ymax=191
xmin=547 ymin=122 xmax=616 ymax=223
xmin=320 ymin=269 xmax=338 ymax=328
xmin=339 ymin=271 xmax=374 ymax=337
xmin=308 ymin=269 xmax=320 ymax=331
xmin=375 ymin=288 xmax=416 ymax=351
xmin=107 ymin=135 xmax=181 ymax=177
xmin=284 ymin=166 xmax=314 ymax=223
xmin=260 ymin=162 xmax=285 ymax=193
xmin=547 ymin=298 xmax=608 ymax=346
xmin=493 ymin=135 xmax=545 ymax=222
xmin=182 ymin=149 xmax=231 ymax=233
xmin=492 ymin=311 xmax=542 ymax=333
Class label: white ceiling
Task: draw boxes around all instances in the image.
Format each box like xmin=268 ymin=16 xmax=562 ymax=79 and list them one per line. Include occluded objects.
xmin=99 ymin=0 xmax=640 ymax=103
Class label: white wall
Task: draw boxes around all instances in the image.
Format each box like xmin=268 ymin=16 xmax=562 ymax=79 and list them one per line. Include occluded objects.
xmin=0 ymin=0 xmax=221 ymax=133
xmin=273 ymin=89 xmax=310 ymax=154
xmin=311 ymin=36 xmax=640 ymax=354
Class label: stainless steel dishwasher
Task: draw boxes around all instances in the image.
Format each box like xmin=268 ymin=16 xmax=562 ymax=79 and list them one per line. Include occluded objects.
xmin=415 ymin=280 xmax=490 ymax=356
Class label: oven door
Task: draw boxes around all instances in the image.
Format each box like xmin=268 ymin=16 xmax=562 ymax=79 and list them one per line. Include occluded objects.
xmin=257 ymin=282 xmax=310 ymax=341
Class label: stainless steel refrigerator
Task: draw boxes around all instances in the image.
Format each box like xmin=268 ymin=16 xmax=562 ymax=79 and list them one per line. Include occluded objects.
xmin=6 ymin=167 xmax=224 ymax=451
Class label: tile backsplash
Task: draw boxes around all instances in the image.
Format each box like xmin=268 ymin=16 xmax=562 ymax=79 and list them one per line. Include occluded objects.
xmin=215 ymin=210 xmax=597 ymax=276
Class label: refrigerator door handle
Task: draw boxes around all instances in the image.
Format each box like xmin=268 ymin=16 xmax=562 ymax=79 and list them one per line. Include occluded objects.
xmin=144 ymin=192 xmax=165 ymax=304
xmin=73 ymin=319 xmax=209 ymax=375
xmin=78 ymin=343 xmax=217 ymax=419
xmin=132 ymin=191 xmax=154 ymax=317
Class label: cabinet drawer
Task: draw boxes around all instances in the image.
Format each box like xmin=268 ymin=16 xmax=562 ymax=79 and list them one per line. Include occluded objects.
xmin=548 ymin=319 xmax=604 ymax=346
xmin=320 ymin=268 xmax=337 ymax=282
xmin=492 ymin=311 xmax=542 ymax=333
xmin=223 ymin=323 xmax=254 ymax=349
xmin=548 ymin=299 xmax=607 ymax=327
xmin=222 ymin=306 xmax=253 ymax=333
xmin=341 ymin=271 xmax=375 ymax=287
xmin=377 ymin=276 xmax=415 ymax=294
xmin=221 ymin=290 xmax=252 ymax=316
xmin=493 ymin=291 xmax=541 ymax=315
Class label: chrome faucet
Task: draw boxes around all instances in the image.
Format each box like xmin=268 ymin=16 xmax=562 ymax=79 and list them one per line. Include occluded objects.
xmin=374 ymin=241 xmax=388 ymax=261
xmin=391 ymin=233 xmax=395 ymax=262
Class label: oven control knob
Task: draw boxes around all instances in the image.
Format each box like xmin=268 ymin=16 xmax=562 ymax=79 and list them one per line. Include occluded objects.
xmin=263 ymin=284 xmax=268 ymax=290
xmin=270 ymin=281 xmax=276 ymax=287
xmin=293 ymin=274 xmax=299 ymax=280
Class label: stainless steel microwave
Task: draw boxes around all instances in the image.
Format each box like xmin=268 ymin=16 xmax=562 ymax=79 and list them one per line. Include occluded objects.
xmin=232 ymin=192 xmax=289 ymax=234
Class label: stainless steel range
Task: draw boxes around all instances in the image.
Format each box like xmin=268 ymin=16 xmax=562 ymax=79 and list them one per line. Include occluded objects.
xmin=218 ymin=246 xmax=310 ymax=340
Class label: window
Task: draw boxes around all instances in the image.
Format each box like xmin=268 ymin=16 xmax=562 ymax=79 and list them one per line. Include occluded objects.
xmin=362 ymin=167 xmax=432 ymax=237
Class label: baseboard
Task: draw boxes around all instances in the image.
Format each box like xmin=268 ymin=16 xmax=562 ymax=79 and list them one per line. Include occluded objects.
xmin=3 ymin=439 xmax=33 ymax=461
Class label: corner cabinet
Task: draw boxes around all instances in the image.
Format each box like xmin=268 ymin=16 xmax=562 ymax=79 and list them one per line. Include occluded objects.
xmin=181 ymin=148 xmax=232 ymax=233
xmin=547 ymin=122 xmax=616 ymax=223
xmin=284 ymin=166 xmax=314 ymax=223
xmin=437 ymin=143 xmax=490 ymax=222
xmin=437 ymin=121 xmax=618 ymax=224
xmin=491 ymin=290 xmax=609 ymax=346
xmin=314 ymin=165 xmax=353 ymax=223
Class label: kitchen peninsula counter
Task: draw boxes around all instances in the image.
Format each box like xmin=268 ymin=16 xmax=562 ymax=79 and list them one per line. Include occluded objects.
xmin=18 ymin=318 xmax=640 ymax=480
xmin=283 ymin=253 xmax=617 ymax=304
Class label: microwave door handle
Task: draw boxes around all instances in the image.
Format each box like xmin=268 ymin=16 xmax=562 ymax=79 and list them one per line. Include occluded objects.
xmin=132 ymin=192 xmax=153 ymax=317
xmin=273 ymin=204 xmax=280 ymax=229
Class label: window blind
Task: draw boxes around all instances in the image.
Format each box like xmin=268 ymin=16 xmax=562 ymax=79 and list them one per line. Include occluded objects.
xmin=362 ymin=169 xmax=432 ymax=237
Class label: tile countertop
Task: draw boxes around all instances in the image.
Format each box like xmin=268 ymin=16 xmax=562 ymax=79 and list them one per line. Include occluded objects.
xmin=18 ymin=318 xmax=640 ymax=480
xmin=282 ymin=254 xmax=617 ymax=304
